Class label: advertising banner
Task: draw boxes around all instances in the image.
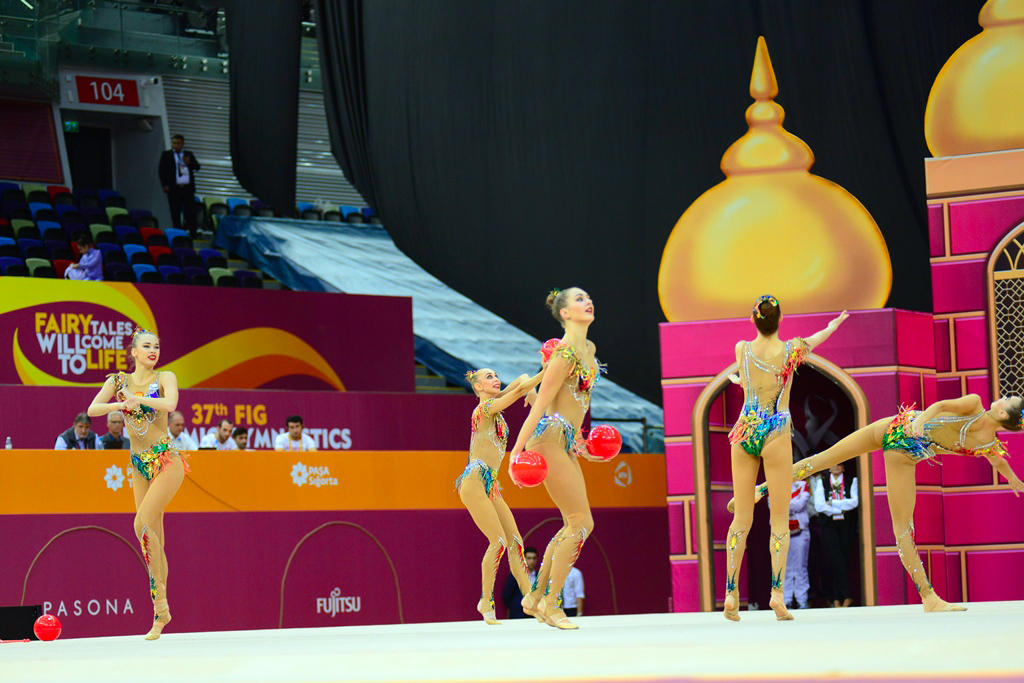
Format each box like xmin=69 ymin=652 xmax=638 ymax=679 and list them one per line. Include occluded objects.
xmin=0 ymin=278 xmax=413 ymax=391
xmin=0 ymin=451 xmax=669 ymax=637
xmin=0 ymin=450 xmax=666 ymax=513
xmin=2 ymin=507 xmax=669 ymax=637
xmin=0 ymin=385 xmax=499 ymax=451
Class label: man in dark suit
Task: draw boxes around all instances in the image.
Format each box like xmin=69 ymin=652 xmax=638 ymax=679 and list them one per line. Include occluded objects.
xmin=158 ymin=134 xmax=202 ymax=238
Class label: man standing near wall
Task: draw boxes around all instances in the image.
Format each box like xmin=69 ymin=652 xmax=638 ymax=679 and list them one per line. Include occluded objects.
xmin=158 ymin=134 xmax=201 ymax=238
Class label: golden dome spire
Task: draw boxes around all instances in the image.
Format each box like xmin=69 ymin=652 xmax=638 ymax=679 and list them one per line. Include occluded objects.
xmin=720 ymin=36 xmax=812 ymax=175
xmin=657 ymin=37 xmax=892 ymax=323
xmin=925 ymin=0 xmax=1024 ymax=156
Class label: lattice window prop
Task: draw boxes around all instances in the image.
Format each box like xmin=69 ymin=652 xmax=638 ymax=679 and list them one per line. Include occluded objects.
xmin=992 ymin=231 xmax=1024 ymax=398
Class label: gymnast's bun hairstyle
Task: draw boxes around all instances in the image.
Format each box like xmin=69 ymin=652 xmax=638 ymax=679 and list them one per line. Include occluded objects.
xmin=465 ymin=369 xmax=484 ymax=396
xmin=752 ymin=295 xmax=781 ymax=335
xmin=998 ymin=396 xmax=1024 ymax=431
xmin=547 ymin=288 xmax=571 ymax=326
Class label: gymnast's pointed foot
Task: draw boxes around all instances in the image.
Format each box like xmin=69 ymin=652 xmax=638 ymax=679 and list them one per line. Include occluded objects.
xmin=922 ymin=592 xmax=967 ymax=612
xmin=727 ymin=482 xmax=768 ymax=514
xmin=522 ymin=590 xmax=545 ymax=623
xmin=477 ymin=598 xmax=500 ymax=625
xmin=769 ymin=591 xmax=793 ymax=621
xmin=538 ymin=595 xmax=578 ymax=630
xmin=723 ymin=593 xmax=740 ymax=622
xmin=144 ymin=598 xmax=171 ymax=640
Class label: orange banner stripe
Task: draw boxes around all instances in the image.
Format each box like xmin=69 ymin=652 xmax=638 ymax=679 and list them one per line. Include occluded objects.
xmin=0 ymin=450 xmax=666 ymax=514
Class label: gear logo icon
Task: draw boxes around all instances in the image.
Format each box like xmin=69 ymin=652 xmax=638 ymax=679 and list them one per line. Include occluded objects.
xmin=104 ymin=465 xmax=125 ymax=491
xmin=291 ymin=462 xmax=309 ymax=486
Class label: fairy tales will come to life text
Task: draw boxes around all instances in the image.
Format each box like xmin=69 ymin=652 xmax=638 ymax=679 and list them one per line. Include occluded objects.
xmin=34 ymin=313 xmax=136 ymax=375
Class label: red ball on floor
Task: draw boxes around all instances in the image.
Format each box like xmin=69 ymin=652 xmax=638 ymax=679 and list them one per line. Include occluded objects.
xmin=33 ymin=614 xmax=61 ymax=641
xmin=586 ymin=425 xmax=622 ymax=460
xmin=510 ymin=450 xmax=548 ymax=487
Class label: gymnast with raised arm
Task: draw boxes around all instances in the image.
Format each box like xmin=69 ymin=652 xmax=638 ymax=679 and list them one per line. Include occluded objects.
xmin=458 ymin=367 xmax=545 ymax=624
xmin=723 ymin=296 xmax=847 ymax=621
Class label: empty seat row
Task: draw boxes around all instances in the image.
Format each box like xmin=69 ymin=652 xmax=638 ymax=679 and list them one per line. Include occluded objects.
xmin=0 ymin=253 xmax=262 ymax=287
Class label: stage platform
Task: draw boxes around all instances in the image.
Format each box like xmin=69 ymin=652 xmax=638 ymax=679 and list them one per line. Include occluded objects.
xmin=3 ymin=602 xmax=1023 ymax=682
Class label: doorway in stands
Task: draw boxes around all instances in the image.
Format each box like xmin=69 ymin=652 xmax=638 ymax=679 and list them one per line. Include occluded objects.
xmin=64 ymin=125 xmax=113 ymax=190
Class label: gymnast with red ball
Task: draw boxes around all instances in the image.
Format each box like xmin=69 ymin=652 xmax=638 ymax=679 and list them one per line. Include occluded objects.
xmin=508 ymin=287 xmax=616 ymax=630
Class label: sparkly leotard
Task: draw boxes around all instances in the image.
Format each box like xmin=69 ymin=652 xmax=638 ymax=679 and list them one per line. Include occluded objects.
xmin=456 ymin=398 xmax=509 ymax=499
xmin=882 ymin=404 xmax=1008 ymax=463
xmin=728 ymin=339 xmax=808 ymax=457
xmin=528 ymin=343 xmax=604 ymax=458
xmin=109 ymin=371 xmax=189 ymax=481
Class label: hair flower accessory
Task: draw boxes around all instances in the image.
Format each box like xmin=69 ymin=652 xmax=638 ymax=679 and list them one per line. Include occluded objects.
xmin=549 ymin=288 xmax=561 ymax=299
xmin=752 ymin=294 xmax=779 ymax=319
xmin=131 ymin=327 xmax=154 ymax=341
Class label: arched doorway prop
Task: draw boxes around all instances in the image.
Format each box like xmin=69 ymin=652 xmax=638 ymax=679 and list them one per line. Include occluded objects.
xmin=690 ymin=355 xmax=875 ymax=612
xmin=660 ymin=308 xmax=944 ymax=611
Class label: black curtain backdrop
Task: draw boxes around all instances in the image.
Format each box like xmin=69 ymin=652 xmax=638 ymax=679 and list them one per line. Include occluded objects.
xmin=225 ymin=0 xmax=301 ymax=215
xmin=315 ymin=0 xmax=982 ymax=404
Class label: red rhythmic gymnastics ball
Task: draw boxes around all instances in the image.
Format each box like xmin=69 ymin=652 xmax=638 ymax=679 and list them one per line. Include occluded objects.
xmin=33 ymin=614 xmax=62 ymax=641
xmin=540 ymin=338 xmax=561 ymax=363
xmin=510 ymin=450 xmax=548 ymax=487
xmin=586 ymin=425 xmax=622 ymax=460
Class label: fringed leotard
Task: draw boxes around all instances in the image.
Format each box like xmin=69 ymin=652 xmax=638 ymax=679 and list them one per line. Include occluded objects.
xmin=109 ymin=371 xmax=190 ymax=481
xmin=528 ymin=343 xmax=604 ymax=458
xmin=456 ymin=398 xmax=509 ymax=499
xmin=728 ymin=339 xmax=809 ymax=457
xmin=882 ymin=405 xmax=1008 ymax=463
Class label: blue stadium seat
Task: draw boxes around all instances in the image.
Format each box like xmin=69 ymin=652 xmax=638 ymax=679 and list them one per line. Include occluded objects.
xmin=123 ymin=244 xmax=149 ymax=264
xmin=114 ymin=225 xmax=140 ymax=242
xmin=29 ymin=202 xmax=53 ymax=218
xmin=132 ymin=263 xmax=157 ymax=279
xmin=199 ymin=249 xmax=227 ymax=268
xmin=340 ymin=205 xmax=361 ymax=218
xmin=0 ymin=255 xmax=26 ymax=274
xmin=164 ymin=228 xmax=188 ymax=243
xmin=158 ymin=265 xmax=183 ymax=280
xmin=226 ymin=198 xmax=248 ymax=213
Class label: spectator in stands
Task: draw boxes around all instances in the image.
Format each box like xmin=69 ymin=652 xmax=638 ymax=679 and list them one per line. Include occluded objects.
xmin=274 ymin=415 xmax=317 ymax=451
xmin=502 ymin=545 xmax=539 ymax=619
xmin=99 ymin=411 xmax=130 ymax=450
xmin=64 ymin=234 xmax=103 ymax=281
xmin=168 ymin=410 xmax=198 ymax=450
xmin=158 ymin=134 xmax=201 ymax=238
xmin=561 ymin=566 xmax=585 ymax=617
xmin=54 ymin=413 xmax=98 ymax=449
xmin=199 ymin=418 xmax=235 ymax=450
xmin=232 ymin=427 xmax=251 ymax=450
